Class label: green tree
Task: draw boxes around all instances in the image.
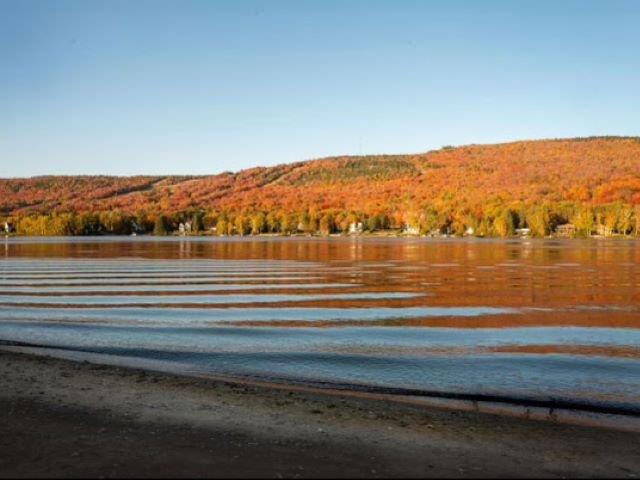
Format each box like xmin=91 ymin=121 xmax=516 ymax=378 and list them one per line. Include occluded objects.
xmin=377 ymin=213 xmax=390 ymax=230
xmin=134 ymin=211 xmax=151 ymax=234
xmin=307 ymin=212 xmax=319 ymax=234
xmin=192 ymin=211 xmax=205 ymax=233
xmin=203 ymin=211 xmax=218 ymax=231
xmin=366 ymin=215 xmax=379 ymax=232
xmin=76 ymin=213 xmax=102 ymax=235
xmin=514 ymin=204 xmax=528 ymax=229
xmin=319 ymin=213 xmax=335 ymax=235
xmin=153 ymin=215 xmax=169 ymax=236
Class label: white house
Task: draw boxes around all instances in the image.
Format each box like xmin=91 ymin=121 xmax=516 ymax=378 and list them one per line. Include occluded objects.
xmin=403 ymin=224 xmax=420 ymax=235
xmin=348 ymin=222 xmax=363 ymax=234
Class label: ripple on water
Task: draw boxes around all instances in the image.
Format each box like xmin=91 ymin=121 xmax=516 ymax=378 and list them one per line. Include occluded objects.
xmin=1 ymin=240 xmax=639 ymax=417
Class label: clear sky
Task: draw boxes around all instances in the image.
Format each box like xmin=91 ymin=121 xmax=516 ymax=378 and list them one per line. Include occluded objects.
xmin=2 ymin=0 xmax=639 ymax=177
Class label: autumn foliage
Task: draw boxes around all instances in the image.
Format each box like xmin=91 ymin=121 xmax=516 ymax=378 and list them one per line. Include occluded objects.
xmin=2 ymin=137 xmax=640 ymax=237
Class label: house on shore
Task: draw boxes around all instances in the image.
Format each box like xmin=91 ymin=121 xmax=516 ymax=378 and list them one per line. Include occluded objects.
xmin=4 ymin=222 xmax=13 ymax=234
xmin=348 ymin=222 xmax=363 ymax=235
xmin=178 ymin=222 xmax=192 ymax=235
xmin=555 ymin=223 xmax=576 ymax=238
xmin=402 ymin=224 xmax=420 ymax=235
xmin=596 ymin=224 xmax=613 ymax=237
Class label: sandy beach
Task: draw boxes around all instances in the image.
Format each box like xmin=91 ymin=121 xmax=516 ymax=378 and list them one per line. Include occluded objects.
xmin=0 ymin=349 xmax=639 ymax=478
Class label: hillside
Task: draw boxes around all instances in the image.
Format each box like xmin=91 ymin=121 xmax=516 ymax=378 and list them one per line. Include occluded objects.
xmin=2 ymin=137 xmax=640 ymax=237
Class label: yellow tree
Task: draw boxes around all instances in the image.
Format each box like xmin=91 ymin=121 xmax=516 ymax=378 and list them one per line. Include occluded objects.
xmin=235 ymin=215 xmax=249 ymax=236
xmin=493 ymin=209 xmax=514 ymax=238
xmin=251 ymin=212 xmax=266 ymax=235
xmin=216 ymin=218 xmax=228 ymax=236
xmin=527 ymin=205 xmax=550 ymax=237
xmin=571 ymin=206 xmax=594 ymax=236
xmin=617 ymin=205 xmax=633 ymax=235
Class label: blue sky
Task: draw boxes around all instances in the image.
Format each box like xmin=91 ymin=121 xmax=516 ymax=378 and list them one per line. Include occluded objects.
xmin=1 ymin=0 xmax=639 ymax=177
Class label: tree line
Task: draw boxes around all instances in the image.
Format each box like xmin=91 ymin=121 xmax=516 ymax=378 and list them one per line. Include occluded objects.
xmin=4 ymin=201 xmax=640 ymax=238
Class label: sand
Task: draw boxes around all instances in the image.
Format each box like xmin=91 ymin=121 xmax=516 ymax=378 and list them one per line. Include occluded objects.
xmin=0 ymin=349 xmax=639 ymax=478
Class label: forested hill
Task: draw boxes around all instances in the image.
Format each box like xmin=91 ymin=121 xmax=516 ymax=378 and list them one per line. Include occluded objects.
xmin=2 ymin=137 xmax=640 ymax=237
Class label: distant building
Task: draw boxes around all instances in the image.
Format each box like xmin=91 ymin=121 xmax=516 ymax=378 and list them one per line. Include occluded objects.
xmin=403 ymin=224 xmax=420 ymax=235
xmin=348 ymin=222 xmax=363 ymax=234
xmin=596 ymin=224 xmax=613 ymax=237
xmin=464 ymin=227 xmax=475 ymax=236
xmin=4 ymin=222 xmax=13 ymax=234
xmin=176 ymin=221 xmax=193 ymax=235
xmin=555 ymin=223 xmax=576 ymax=238
xmin=515 ymin=227 xmax=531 ymax=237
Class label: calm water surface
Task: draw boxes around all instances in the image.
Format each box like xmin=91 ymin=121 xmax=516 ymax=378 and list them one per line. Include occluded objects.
xmin=1 ymin=236 xmax=639 ymax=414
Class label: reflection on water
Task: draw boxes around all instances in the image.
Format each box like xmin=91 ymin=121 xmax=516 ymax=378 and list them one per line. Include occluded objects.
xmin=1 ymin=236 xmax=639 ymax=413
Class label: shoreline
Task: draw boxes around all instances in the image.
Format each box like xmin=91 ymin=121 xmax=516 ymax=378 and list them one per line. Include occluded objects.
xmin=1 ymin=349 xmax=640 ymax=478
xmin=5 ymin=231 xmax=640 ymax=240
xmin=3 ymin=341 xmax=640 ymax=426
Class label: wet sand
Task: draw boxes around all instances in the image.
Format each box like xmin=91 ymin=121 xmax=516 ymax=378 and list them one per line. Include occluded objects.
xmin=1 ymin=350 xmax=639 ymax=478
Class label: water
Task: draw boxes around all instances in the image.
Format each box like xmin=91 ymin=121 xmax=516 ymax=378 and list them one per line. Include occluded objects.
xmin=1 ymin=236 xmax=639 ymax=415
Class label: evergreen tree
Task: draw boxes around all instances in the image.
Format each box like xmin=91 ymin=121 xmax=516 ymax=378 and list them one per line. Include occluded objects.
xmin=319 ymin=213 xmax=335 ymax=235
xmin=366 ymin=215 xmax=379 ymax=232
xmin=192 ymin=211 xmax=205 ymax=233
xmin=153 ymin=215 xmax=169 ymax=236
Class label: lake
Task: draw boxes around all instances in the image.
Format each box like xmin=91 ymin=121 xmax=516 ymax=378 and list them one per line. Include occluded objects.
xmin=1 ymin=236 xmax=639 ymax=417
